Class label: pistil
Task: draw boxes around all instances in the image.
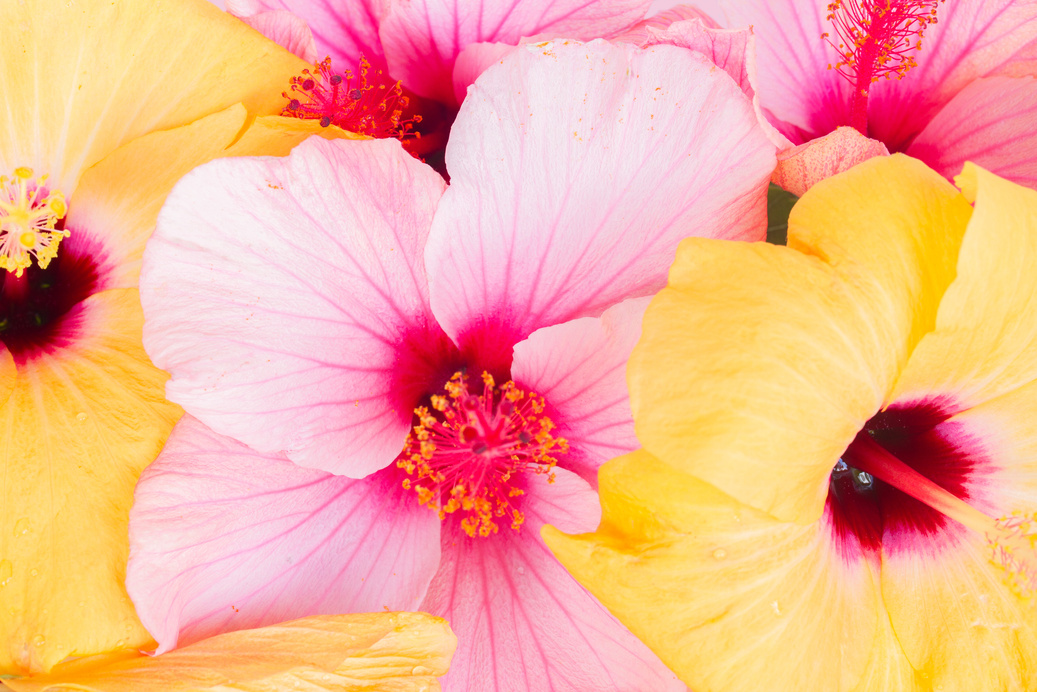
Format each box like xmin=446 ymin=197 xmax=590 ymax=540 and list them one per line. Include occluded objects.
xmin=843 ymin=431 xmax=1037 ymax=598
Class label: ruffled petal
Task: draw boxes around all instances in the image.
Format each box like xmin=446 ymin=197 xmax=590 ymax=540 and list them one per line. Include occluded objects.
xmin=3 ymin=612 xmax=456 ymax=692
xmin=511 ymin=298 xmax=648 ymax=486
xmin=907 ymin=76 xmax=1037 ymax=190
xmin=240 ymin=10 xmax=319 ymax=63
xmin=426 ymin=39 xmax=774 ymax=362
xmin=771 ymin=126 xmax=889 ymax=197
xmin=632 ymin=155 xmax=972 ymax=523
xmin=890 ymin=163 xmax=1037 ymax=413
xmin=380 ymin=0 xmax=651 ymax=105
xmin=0 ymin=289 xmax=181 ymax=674
xmin=127 ymin=415 xmax=440 ymax=654
xmin=142 ymin=137 xmax=451 ymax=478
xmin=613 ymin=4 xmax=721 ymax=44
xmin=0 ymin=0 xmax=306 ymax=192
xmin=544 ymin=451 xmax=911 ymax=692
xmin=421 ymin=467 xmax=682 ymax=691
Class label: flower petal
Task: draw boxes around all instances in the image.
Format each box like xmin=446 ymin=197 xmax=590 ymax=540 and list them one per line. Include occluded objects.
xmin=511 ymin=298 xmax=649 ymax=486
xmin=421 ymin=467 xmax=682 ymax=691
xmin=907 ymin=76 xmax=1037 ymax=190
xmin=380 ymin=0 xmax=652 ymax=105
xmin=240 ymin=10 xmax=319 ymax=63
xmin=3 ymin=612 xmax=456 ymax=692
xmin=613 ymin=4 xmax=721 ymax=44
xmin=0 ymin=0 xmax=306 ymax=191
xmin=126 ymin=415 xmax=440 ymax=654
xmin=0 ymin=289 xmax=181 ymax=674
xmin=771 ymin=126 xmax=889 ymax=197
xmin=426 ymin=39 xmax=774 ymax=361
xmin=890 ymin=163 xmax=1037 ymax=413
xmin=142 ymin=137 xmax=451 ymax=478
xmin=0 ymin=346 xmax=12 ymax=408
xmin=632 ymin=155 xmax=972 ymax=523
xmin=229 ymin=0 xmax=389 ymax=70
xmin=544 ymin=451 xmax=912 ymax=692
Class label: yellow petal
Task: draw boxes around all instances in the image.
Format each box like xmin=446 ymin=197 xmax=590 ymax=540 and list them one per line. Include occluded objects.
xmin=632 ymin=239 xmax=890 ymax=523
xmin=3 ymin=612 xmax=456 ymax=692
xmin=70 ymin=109 xmax=360 ymax=288
xmin=0 ymin=346 xmax=13 ymax=409
xmin=0 ymin=0 xmax=306 ymax=191
xmin=631 ymin=155 xmax=975 ymax=524
xmin=889 ymin=163 xmax=1037 ymax=412
xmin=0 ymin=289 xmax=181 ymax=674
xmin=545 ymin=451 xmax=913 ymax=692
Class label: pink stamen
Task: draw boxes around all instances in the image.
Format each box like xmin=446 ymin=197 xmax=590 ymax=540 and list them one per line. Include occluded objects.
xmin=821 ymin=0 xmax=944 ymax=135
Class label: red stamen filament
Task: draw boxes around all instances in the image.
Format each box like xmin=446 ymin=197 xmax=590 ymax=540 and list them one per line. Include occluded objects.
xmin=843 ymin=431 xmax=1037 ymax=598
xmin=282 ymin=56 xmax=421 ymax=140
xmin=821 ymin=0 xmax=944 ymax=135
xmin=397 ymin=371 xmax=568 ymax=538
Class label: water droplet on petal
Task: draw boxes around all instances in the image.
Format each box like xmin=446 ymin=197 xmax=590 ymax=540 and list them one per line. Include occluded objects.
xmin=412 ymin=666 xmax=432 ymax=675
xmin=712 ymin=548 xmax=727 ymax=560
xmin=0 ymin=560 xmax=12 ymax=586
xmin=14 ymin=518 xmax=31 ymax=536
xmin=76 ymin=412 xmax=87 ymax=422
xmin=771 ymin=600 xmax=782 ymax=616
xmin=516 ymin=566 xmax=525 ymax=575
xmin=31 ymin=634 xmax=45 ymax=647
xmin=29 ymin=568 xmax=38 ymax=577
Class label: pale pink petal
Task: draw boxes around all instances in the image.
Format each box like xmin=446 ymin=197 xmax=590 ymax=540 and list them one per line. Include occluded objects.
xmin=772 ymin=126 xmax=889 ymax=197
xmin=379 ymin=0 xmax=652 ymax=105
xmin=613 ymin=4 xmax=720 ymax=44
xmin=868 ymin=0 xmax=1037 ymax=151
xmin=240 ymin=10 xmax=318 ymax=63
xmin=907 ymin=76 xmax=1037 ymax=190
xmin=127 ymin=415 xmax=441 ymax=654
xmin=141 ymin=137 xmax=453 ymax=479
xmin=420 ymin=468 xmax=683 ymax=691
xmin=426 ymin=40 xmax=775 ymax=360
xmin=511 ymin=298 xmax=649 ymax=487
xmin=228 ymin=0 xmax=389 ymax=69
xmin=452 ymin=42 xmax=517 ymax=105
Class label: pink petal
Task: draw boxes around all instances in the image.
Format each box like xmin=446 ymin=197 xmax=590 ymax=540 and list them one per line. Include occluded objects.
xmin=420 ymin=468 xmax=683 ymax=691
xmin=452 ymin=42 xmax=517 ymax=106
xmin=511 ymin=298 xmax=649 ymax=487
xmin=907 ymin=76 xmax=1037 ymax=190
xmin=867 ymin=0 xmax=1037 ymax=151
xmin=228 ymin=0 xmax=389 ymax=69
xmin=127 ymin=415 xmax=441 ymax=654
xmin=613 ymin=4 xmax=721 ymax=44
xmin=772 ymin=126 xmax=889 ymax=197
xmin=141 ymin=137 xmax=453 ymax=478
xmin=426 ymin=40 xmax=775 ymax=360
xmin=379 ymin=0 xmax=652 ymax=105
xmin=239 ymin=10 xmax=318 ymax=62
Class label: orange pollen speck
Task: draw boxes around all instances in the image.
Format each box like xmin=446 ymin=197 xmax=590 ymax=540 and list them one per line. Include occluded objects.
xmin=397 ymin=371 xmax=568 ymax=539
xmin=281 ymin=56 xmax=421 ymax=140
xmin=0 ymin=167 xmax=68 ymax=277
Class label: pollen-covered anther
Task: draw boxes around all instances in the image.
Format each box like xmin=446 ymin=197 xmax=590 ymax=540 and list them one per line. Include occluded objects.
xmin=397 ymin=371 xmax=568 ymax=538
xmin=0 ymin=167 xmax=69 ymax=277
xmin=281 ymin=56 xmax=421 ymax=140
xmin=988 ymin=511 xmax=1037 ymax=600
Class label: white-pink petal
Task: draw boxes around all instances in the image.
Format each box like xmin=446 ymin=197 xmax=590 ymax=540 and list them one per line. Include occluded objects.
xmin=426 ymin=39 xmax=775 ymax=353
xmin=511 ymin=298 xmax=649 ymax=487
xmin=127 ymin=415 xmax=441 ymax=654
xmin=379 ymin=0 xmax=652 ymax=105
xmin=229 ymin=0 xmax=390 ymax=69
xmin=907 ymin=76 xmax=1037 ymax=190
xmin=142 ymin=137 xmax=450 ymax=479
xmin=239 ymin=10 xmax=319 ymax=63
xmin=420 ymin=468 xmax=683 ymax=691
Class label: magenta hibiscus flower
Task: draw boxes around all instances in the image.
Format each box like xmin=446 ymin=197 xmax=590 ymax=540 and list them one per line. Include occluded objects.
xmin=702 ymin=0 xmax=1037 ymax=188
xmin=128 ymin=40 xmax=775 ymax=690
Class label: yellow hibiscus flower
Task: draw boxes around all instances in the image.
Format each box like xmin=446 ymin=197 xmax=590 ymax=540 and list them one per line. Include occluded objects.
xmin=546 ymin=155 xmax=1037 ymax=690
xmin=0 ymin=0 xmax=354 ymax=674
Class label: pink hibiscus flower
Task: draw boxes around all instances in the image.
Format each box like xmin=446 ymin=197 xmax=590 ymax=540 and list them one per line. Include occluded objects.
xmin=127 ymin=40 xmax=775 ymax=690
xmin=700 ymin=0 xmax=1037 ymax=188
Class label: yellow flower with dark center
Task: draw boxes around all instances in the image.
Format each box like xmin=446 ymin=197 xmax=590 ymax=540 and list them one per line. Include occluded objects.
xmin=0 ymin=0 xmax=355 ymax=675
xmin=547 ymin=155 xmax=1037 ymax=690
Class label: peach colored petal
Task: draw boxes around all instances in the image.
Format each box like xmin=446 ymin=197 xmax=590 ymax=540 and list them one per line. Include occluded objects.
xmin=772 ymin=126 xmax=889 ymax=197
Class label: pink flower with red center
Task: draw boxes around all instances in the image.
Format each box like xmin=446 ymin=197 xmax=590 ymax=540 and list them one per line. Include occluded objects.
xmin=699 ymin=0 xmax=1037 ymax=188
xmin=128 ymin=40 xmax=775 ymax=690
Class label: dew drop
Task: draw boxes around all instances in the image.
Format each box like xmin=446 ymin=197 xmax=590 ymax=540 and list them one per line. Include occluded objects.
xmin=76 ymin=412 xmax=87 ymax=422
xmin=29 ymin=568 xmax=38 ymax=577
xmin=31 ymin=634 xmax=45 ymax=647
xmin=833 ymin=458 xmax=849 ymax=473
xmin=14 ymin=518 xmax=31 ymax=536
xmin=516 ymin=566 xmax=525 ymax=575
xmin=712 ymin=548 xmax=727 ymax=560
xmin=411 ymin=666 xmax=432 ymax=675
xmin=0 ymin=560 xmax=12 ymax=586
xmin=771 ymin=600 xmax=782 ymax=616
xmin=854 ymin=470 xmax=874 ymax=487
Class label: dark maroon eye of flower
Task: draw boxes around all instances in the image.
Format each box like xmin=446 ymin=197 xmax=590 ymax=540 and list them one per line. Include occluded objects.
xmin=0 ymin=223 xmax=101 ymax=361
